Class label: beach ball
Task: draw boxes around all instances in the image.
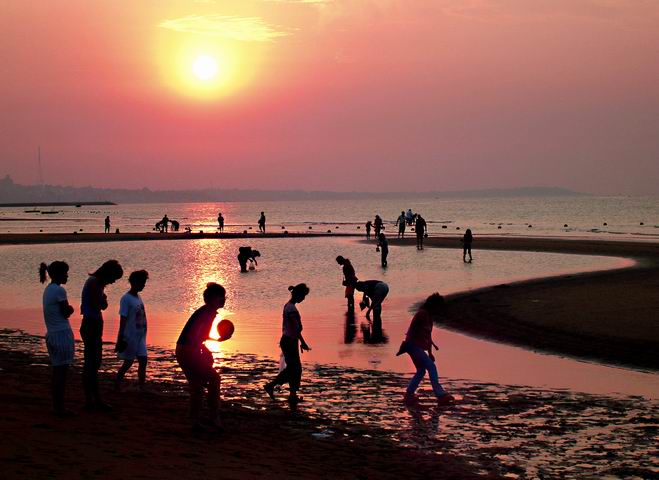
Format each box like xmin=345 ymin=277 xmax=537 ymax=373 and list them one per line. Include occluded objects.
xmin=217 ymin=319 xmax=235 ymax=341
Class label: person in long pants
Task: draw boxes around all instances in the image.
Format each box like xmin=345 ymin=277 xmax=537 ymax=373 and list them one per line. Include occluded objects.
xmin=264 ymin=283 xmax=311 ymax=405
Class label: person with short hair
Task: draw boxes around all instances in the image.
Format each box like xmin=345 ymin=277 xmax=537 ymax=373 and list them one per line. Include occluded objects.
xmin=365 ymin=220 xmax=372 ymax=240
xmin=176 ymin=283 xmax=231 ymax=431
xmin=377 ymin=233 xmax=389 ymax=267
xmin=397 ymin=293 xmax=454 ymax=406
xmin=396 ymin=211 xmax=406 ymax=238
xmin=104 ymin=216 xmax=111 ymax=234
xmin=415 ymin=214 xmax=427 ymax=250
xmin=218 ymin=212 xmax=225 ymax=232
xmin=80 ymin=259 xmax=123 ymax=412
xmin=39 ymin=261 xmax=76 ymax=417
xmin=258 ymin=212 xmax=266 ymax=234
xmin=114 ymin=270 xmax=149 ymax=392
xmin=264 ymin=283 xmax=311 ymax=405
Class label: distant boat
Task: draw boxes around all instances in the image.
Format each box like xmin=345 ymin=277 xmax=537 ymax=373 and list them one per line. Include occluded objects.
xmin=41 ymin=210 xmax=60 ymax=215
xmin=75 ymin=204 xmax=81 ymax=208
xmin=24 ymin=209 xmax=40 ymax=213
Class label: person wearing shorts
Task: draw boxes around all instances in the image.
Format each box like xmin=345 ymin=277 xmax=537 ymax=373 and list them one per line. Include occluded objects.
xmin=176 ymin=283 xmax=230 ymax=431
xmin=40 ymin=261 xmax=76 ymax=417
xmin=115 ymin=270 xmax=149 ymax=391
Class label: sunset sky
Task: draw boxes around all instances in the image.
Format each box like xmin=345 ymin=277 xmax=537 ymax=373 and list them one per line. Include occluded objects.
xmin=1 ymin=0 xmax=658 ymax=194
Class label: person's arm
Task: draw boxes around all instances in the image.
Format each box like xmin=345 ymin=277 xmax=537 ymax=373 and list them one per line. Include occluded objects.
xmin=252 ymin=256 xmax=258 ymax=266
xmin=299 ymin=332 xmax=310 ymax=352
xmin=58 ymin=300 xmax=74 ymax=318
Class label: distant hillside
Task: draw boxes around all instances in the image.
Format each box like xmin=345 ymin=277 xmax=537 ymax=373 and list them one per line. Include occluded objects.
xmin=0 ymin=176 xmax=585 ymax=205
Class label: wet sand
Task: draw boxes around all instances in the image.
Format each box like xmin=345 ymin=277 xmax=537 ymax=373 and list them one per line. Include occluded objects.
xmin=386 ymin=236 xmax=659 ymax=370
xmin=1 ymin=330 xmax=657 ymax=479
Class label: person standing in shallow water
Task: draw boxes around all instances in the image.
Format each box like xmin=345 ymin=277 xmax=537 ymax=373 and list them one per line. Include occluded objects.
xmin=415 ymin=214 xmax=427 ymax=250
xmin=336 ymin=256 xmax=358 ymax=310
xmin=377 ymin=233 xmax=389 ymax=267
xmin=396 ymin=211 xmax=406 ymax=238
xmin=176 ymin=283 xmax=231 ymax=431
xmin=217 ymin=212 xmax=225 ymax=233
xmin=104 ymin=216 xmax=111 ymax=234
xmin=462 ymin=229 xmax=473 ymax=262
xmin=365 ymin=220 xmax=372 ymax=240
xmin=374 ymin=215 xmax=383 ymax=238
xmin=264 ymin=284 xmax=311 ymax=405
xmin=39 ymin=261 xmax=76 ymax=417
xmin=80 ymin=259 xmax=123 ymax=411
xmin=397 ymin=293 xmax=454 ymax=406
xmin=237 ymin=246 xmax=260 ymax=273
xmin=258 ymin=211 xmax=266 ymax=234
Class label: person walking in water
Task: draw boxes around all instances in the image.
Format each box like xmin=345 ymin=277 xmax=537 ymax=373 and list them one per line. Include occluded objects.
xmin=39 ymin=261 xmax=76 ymax=417
xmin=462 ymin=229 xmax=473 ymax=262
xmin=336 ymin=256 xmax=358 ymax=310
xmin=377 ymin=233 xmax=389 ymax=267
xmin=415 ymin=214 xmax=427 ymax=250
xmin=104 ymin=216 xmax=111 ymax=234
xmin=264 ymin=284 xmax=311 ymax=405
xmin=217 ymin=212 xmax=225 ymax=233
xmin=176 ymin=283 xmax=231 ymax=431
xmin=355 ymin=280 xmax=389 ymax=324
xmin=365 ymin=220 xmax=372 ymax=240
xmin=114 ymin=270 xmax=149 ymax=392
xmin=80 ymin=260 xmax=123 ymax=412
xmin=396 ymin=293 xmax=454 ymax=406
xmin=258 ymin=212 xmax=266 ymax=234
xmin=237 ymin=246 xmax=260 ymax=273
xmin=374 ymin=215 xmax=383 ymax=238
xmin=396 ymin=211 xmax=406 ymax=238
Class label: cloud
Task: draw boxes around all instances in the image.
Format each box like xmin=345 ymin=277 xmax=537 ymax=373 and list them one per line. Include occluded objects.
xmin=159 ymin=14 xmax=290 ymax=41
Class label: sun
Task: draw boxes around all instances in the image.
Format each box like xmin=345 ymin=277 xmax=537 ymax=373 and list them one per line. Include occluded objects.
xmin=192 ymin=55 xmax=219 ymax=81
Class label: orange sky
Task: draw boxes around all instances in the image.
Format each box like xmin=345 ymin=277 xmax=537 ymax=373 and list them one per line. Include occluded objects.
xmin=1 ymin=0 xmax=658 ymax=194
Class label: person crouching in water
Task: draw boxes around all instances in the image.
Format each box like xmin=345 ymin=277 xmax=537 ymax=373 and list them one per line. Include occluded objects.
xmin=176 ymin=283 xmax=230 ymax=431
xmin=264 ymin=284 xmax=311 ymax=405
xmin=40 ymin=261 xmax=76 ymax=417
xmin=114 ymin=270 xmax=149 ymax=392
xmin=237 ymin=246 xmax=260 ymax=273
xmin=397 ymin=293 xmax=454 ymax=406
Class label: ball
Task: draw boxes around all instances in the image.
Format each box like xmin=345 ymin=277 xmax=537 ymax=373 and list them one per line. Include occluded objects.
xmin=217 ymin=319 xmax=235 ymax=340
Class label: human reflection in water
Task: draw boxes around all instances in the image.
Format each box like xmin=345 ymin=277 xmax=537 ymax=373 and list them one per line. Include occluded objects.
xmin=344 ymin=309 xmax=356 ymax=344
xmin=237 ymin=246 xmax=260 ymax=273
xmin=360 ymin=316 xmax=388 ymax=344
xmin=405 ymin=401 xmax=442 ymax=440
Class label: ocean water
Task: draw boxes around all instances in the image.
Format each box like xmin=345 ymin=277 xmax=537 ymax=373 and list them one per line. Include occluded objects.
xmin=1 ymin=235 xmax=657 ymax=398
xmin=1 ymin=195 xmax=658 ymax=238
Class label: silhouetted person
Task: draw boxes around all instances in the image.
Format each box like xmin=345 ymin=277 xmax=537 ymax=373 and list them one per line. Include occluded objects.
xmin=161 ymin=215 xmax=169 ymax=233
xmin=104 ymin=216 xmax=111 ymax=234
xmin=396 ymin=211 xmax=406 ymax=238
xmin=415 ymin=214 xmax=427 ymax=250
xmin=377 ymin=233 xmax=389 ymax=267
xmin=462 ymin=229 xmax=473 ymax=262
xmin=171 ymin=220 xmax=180 ymax=232
xmin=237 ymin=246 xmax=260 ymax=273
xmin=336 ymin=256 xmax=358 ymax=310
xmin=176 ymin=283 xmax=231 ymax=431
xmin=365 ymin=220 xmax=372 ymax=240
xmin=114 ymin=270 xmax=149 ymax=392
xmin=39 ymin=261 xmax=75 ymax=417
xmin=264 ymin=284 xmax=311 ymax=405
xmin=218 ymin=212 xmax=225 ymax=232
xmin=406 ymin=208 xmax=414 ymax=226
xmin=258 ymin=212 xmax=266 ymax=234
xmin=396 ymin=293 xmax=454 ymax=406
xmin=374 ymin=215 xmax=383 ymax=238
xmin=355 ymin=280 xmax=389 ymax=325
xmin=80 ymin=259 xmax=123 ymax=411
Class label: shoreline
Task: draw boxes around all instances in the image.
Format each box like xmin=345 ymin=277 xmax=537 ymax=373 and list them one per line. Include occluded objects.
xmin=1 ymin=330 xmax=657 ymax=479
xmin=388 ymin=237 xmax=659 ymax=371
xmin=3 ymin=233 xmax=659 ymax=370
